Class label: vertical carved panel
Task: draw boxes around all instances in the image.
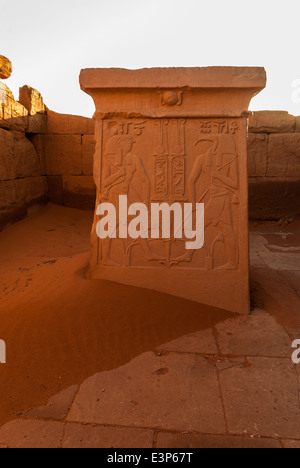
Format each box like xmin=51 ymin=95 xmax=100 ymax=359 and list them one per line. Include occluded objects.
xmin=171 ymin=156 xmax=185 ymax=199
xmin=170 ymin=119 xmax=186 ymax=156
xmin=96 ymin=117 xmax=241 ymax=271
xmin=154 ymin=156 xmax=168 ymax=198
xmin=154 ymin=120 xmax=169 ymax=156
xmin=152 ymin=119 xmax=186 ymax=202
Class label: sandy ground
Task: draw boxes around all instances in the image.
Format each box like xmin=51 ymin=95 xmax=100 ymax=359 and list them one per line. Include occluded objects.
xmin=0 ymin=204 xmax=235 ymax=425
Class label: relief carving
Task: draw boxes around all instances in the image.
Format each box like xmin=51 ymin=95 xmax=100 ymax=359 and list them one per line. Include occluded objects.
xmin=154 ymin=120 xmax=169 ymax=156
xmin=154 ymin=157 xmax=168 ymax=198
xmin=171 ymin=132 xmax=239 ymax=270
xmin=152 ymin=118 xmax=186 ymax=202
xmin=159 ymin=90 xmax=183 ymax=107
xmin=81 ymin=67 xmax=266 ymax=314
xmin=200 ymin=120 xmax=239 ymax=135
xmin=100 ymin=121 xmax=163 ymax=267
xmin=98 ymin=118 xmax=240 ymax=271
xmin=171 ymin=156 xmax=185 ymax=198
xmin=170 ymin=119 xmax=186 ymax=156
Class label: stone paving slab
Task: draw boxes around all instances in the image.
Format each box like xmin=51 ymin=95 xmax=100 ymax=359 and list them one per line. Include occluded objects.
xmin=156 ymin=329 xmax=218 ymax=355
xmin=250 ymin=268 xmax=300 ymax=329
xmin=218 ymin=357 xmax=300 ymax=439
xmin=215 ymin=316 xmax=291 ymax=357
xmin=63 ymin=424 xmax=154 ymax=448
xmin=25 ymin=385 xmax=79 ymax=420
xmin=67 ymin=352 xmax=226 ymax=434
xmin=1 ymin=312 xmax=300 ymax=447
xmin=260 ymin=252 xmax=300 ymax=271
xmin=249 ymin=251 xmax=266 ymax=269
xmin=281 ymin=439 xmax=300 ymax=448
xmin=156 ymin=432 xmax=282 ymax=449
xmin=0 ymin=420 xmax=64 ymax=448
xmin=250 ymin=231 xmax=300 ymax=272
xmin=281 ymin=271 xmax=300 ymax=297
xmin=249 ymin=233 xmax=269 ymax=253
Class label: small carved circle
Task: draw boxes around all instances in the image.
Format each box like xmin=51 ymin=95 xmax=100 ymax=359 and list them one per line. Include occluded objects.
xmin=163 ymin=91 xmax=179 ymax=106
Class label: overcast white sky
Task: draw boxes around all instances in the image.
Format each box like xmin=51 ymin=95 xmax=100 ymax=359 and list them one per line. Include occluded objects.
xmin=1 ymin=0 xmax=300 ymax=117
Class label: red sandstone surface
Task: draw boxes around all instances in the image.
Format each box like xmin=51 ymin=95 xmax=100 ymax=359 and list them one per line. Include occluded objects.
xmin=0 ymin=204 xmax=234 ymax=425
xmin=0 ymin=204 xmax=299 ymax=448
xmin=0 ymin=55 xmax=12 ymax=80
xmin=82 ymin=67 xmax=266 ymax=314
xmin=1 ymin=61 xmax=300 ymax=448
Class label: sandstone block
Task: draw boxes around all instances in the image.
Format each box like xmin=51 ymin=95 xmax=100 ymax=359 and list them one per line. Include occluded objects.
xmin=0 ymin=55 xmax=12 ymax=79
xmin=1 ymin=85 xmax=28 ymax=118
xmin=0 ymin=84 xmax=28 ymax=131
xmin=0 ymin=205 xmax=27 ymax=231
xmin=47 ymin=110 xmax=95 ymax=135
xmin=267 ymin=133 xmax=300 ymax=177
xmin=216 ymin=315 xmax=291 ymax=357
xmin=27 ymin=112 xmax=47 ymax=134
xmin=0 ymin=177 xmax=47 ymax=212
xmin=247 ymin=133 xmax=268 ymax=177
xmin=47 ymin=175 xmax=63 ymax=205
xmin=80 ymin=67 xmax=266 ymax=314
xmin=62 ymin=175 xmax=96 ymax=209
xmin=19 ymin=85 xmax=46 ymax=115
xmin=45 ymin=134 xmax=82 ymax=175
xmin=0 ymin=114 xmax=28 ymax=133
xmin=0 ymin=161 xmax=47 ymax=229
xmin=26 ymin=385 xmax=79 ymax=421
xmin=156 ymin=432 xmax=281 ymax=449
xmin=219 ymin=357 xmax=300 ymax=438
xmin=295 ymin=116 xmax=300 ymax=132
xmin=23 ymin=176 xmax=48 ymax=205
xmin=0 ymin=420 xmax=64 ymax=449
xmin=0 ymin=129 xmax=40 ymax=180
xmin=0 ymin=128 xmax=16 ymax=180
xmin=68 ymin=352 xmax=226 ymax=434
xmin=0 ymin=82 xmax=6 ymax=106
xmin=248 ymin=111 xmax=295 ymax=133
xmin=282 ymin=440 xmax=300 ymax=449
xmin=0 ymin=179 xmax=25 ymax=209
xmin=249 ymin=177 xmax=300 ymax=220
xmin=14 ymin=133 xmax=41 ymax=179
xmin=30 ymin=134 xmax=46 ymax=174
xmin=63 ymin=424 xmax=153 ymax=449
xmin=156 ymin=328 xmax=218 ymax=354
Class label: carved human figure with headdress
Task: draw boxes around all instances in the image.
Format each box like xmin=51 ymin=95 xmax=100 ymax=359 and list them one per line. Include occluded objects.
xmin=172 ymin=133 xmax=239 ymax=269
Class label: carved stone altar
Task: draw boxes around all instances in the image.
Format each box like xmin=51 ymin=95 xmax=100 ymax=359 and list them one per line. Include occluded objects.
xmin=80 ymin=67 xmax=266 ymax=314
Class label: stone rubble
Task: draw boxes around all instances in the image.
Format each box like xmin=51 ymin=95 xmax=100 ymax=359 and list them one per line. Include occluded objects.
xmin=0 ymin=55 xmax=12 ymax=80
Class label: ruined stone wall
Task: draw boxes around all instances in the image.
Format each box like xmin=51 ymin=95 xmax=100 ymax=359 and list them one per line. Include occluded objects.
xmin=248 ymin=111 xmax=300 ymax=220
xmin=39 ymin=109 xmax=299 ymax=222
xmin=30 ymin=110 xmax=96 ymax=210
xmin=0 ymin=81 xmax=48 ymax=230
xmin=1 ymin=60 xmax=299 ymax=230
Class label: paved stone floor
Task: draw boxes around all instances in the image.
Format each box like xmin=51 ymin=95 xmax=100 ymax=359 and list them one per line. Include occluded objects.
xmin=0 ymin=221 xmax=300 ymax=448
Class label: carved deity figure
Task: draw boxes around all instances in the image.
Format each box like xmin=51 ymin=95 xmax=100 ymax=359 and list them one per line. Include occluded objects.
xmin=102 ymin=134 xmax=150 ymax=205
xmin=172 ymin=133 xmax=239 ymax=269
xmin=100 ymin=134 xmax=161 ymax=266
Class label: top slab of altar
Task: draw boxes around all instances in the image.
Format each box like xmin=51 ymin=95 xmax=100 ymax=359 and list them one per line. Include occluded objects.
xmin=79 ymin=67 xmax=267 ymax=118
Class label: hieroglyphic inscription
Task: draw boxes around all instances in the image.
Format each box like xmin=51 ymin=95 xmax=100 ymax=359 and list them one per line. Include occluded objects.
xmin=153 ymin=119 xmax=186 ymax=202
xmin=200 ymin=120 xmax=239 ymax=135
